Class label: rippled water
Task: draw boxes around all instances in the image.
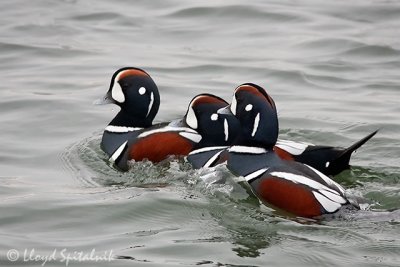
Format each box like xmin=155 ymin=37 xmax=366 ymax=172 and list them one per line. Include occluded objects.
xmin=1 ymin=0 xmax=400 ymax=266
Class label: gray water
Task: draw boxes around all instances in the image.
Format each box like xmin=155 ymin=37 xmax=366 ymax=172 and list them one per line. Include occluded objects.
xmin=1 ymin=0 xmax=400 ymax=266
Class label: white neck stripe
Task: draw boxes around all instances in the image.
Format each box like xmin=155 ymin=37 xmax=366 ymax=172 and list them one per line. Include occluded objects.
xmin=137 ymin=126 xmax=198 ymax=138
xmin=105 ymin=125 xmax=143 ymax=133
xmin=228 ymin=146 xmax=267 ymax=154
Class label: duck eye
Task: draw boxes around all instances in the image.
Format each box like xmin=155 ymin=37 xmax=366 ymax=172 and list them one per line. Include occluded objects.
xmin=210 ymin=113 xmax=218 ymax=121
xmin=245 ymin=104 xmax=253 ymax=111
xmin=138 ymin=87 xmax=146 ymax=95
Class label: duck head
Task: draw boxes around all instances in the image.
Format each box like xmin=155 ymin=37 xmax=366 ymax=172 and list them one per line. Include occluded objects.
xmin=220 ymin=83 xmax=279 ymax=148
xmin=96 ymin=67 xmax=160 ymax=128
xmin=183 ymin=93 xmax=241 ymax=148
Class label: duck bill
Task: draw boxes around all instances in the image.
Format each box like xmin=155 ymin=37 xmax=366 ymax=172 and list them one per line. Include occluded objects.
xmin=217 ymin=105 xmax=233 ymax=115
xmin=93 ymin=91 xmax=115 ymax=105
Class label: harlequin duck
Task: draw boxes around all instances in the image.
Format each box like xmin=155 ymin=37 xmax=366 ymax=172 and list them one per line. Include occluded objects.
xmin=188 ymin=92 xmax=377 ymax=176
xmin=199 ymin=83 xmax=359 ymax=218
xmin=274 ymin=130 xmax=378 ymax=176
xmin=95 ymin=67 xmax=161 ymax=166
xmin=99 ymin=88 xmax=240 ymax=170
xmin=183 ymin=93 xmax=241 ymax=148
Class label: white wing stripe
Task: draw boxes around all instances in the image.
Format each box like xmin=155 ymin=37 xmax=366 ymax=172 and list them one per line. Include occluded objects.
xmin=305 ymin=164 xmax=345 ymax=194
xmin=179 ymin=132 xmax=202 ymax=143
xmin=189 ymin=146 xmax=228 ymax=155
xmin=110 ymin=141 xmax=128 ymax=162
xmin=313 ymin=191 xmax=342 ymax=213
xmin=270 ymin=171 xmax=340 ymax=196
xmin=245 ymin=168 xmax=269 ymax=182
xmin=203 ymin=150 xmax=224 ymax=168
xmin=275 ymin=139 xmax=310 ymax=155
xmin=318 ymin=189 xmax=347 ymax=204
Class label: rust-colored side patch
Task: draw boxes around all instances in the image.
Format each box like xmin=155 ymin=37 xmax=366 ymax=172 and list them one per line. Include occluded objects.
xmin=256 ymin=177 xmax=322 ymax=218
xmin=129 ymin=132 xmax=193 ymax=162
xmin=274 ymin=146 xmax=295 ymax=160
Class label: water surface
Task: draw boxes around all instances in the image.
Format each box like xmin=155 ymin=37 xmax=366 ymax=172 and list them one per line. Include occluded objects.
xmin=1 ymin=0 xmax=399 ymax=266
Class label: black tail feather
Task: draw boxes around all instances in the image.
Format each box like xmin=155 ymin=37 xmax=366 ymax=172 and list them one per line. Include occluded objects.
xmin=341 ymin=129 xmax=379 ymax=157
xmin=329 ymin=129 xmax=379 ymax=174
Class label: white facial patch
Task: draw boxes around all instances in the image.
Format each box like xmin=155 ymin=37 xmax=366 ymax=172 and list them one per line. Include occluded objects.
xmin=251 ymin=113 xmax=260 ymax=137
xmin=230 ymin=95 xmax=237 ymax=115
xmin=139 ymin=87 xmax=146 ymax=95
xmin=245 ymin=104 xmax=253 ymax=111
xmin=111 ymin=82 xmax=125 ymax=103
xmin=185 ymin=106 xmax=198 ymax=129
xmin=211 ymin=113 xmax=218 ymax=121
xmin=224 ymin=118 xmax=229 ymax=142
xmin=146 ymin=92 xmax=154 ymax=117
